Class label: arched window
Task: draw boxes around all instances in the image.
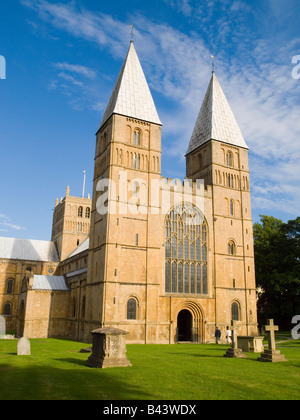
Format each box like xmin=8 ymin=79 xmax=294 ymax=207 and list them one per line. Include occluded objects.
xmin=6 ymin=279 xmax=14 ymax=294
xmin=127 ymin=299 xmax=137 ymax=320
xmin=133 ymin=182 xmax=139 ymax=197
xmin=4 ymin=303 xmax=11 ymax=316
xmin=165 ymin=203 xmax=208 ymax=295
xmin=231 ymin=302 xmax=240 ymax=321
xmin=198 ymin=153 xmax=202 ymax=169
xmin=230 ymin=200 xmax=234 ymax=216
xmin=228 ymin=240 xmax=235 ymax=255
xmin=78 ymin=206 xmax=83 ymax=217
xmin=85 ymin=207 xmax=91 ymax=218
xmin=133 ymin=153 xmax=137 ymax=169
xmin=226 ymin=151 xmax=233 ymax=167
xmin=134 ymin=130 xmax=140 ymax=146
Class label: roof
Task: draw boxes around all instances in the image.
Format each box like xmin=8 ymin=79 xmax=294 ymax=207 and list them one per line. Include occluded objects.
xmin=67 ymin=238 xmax=89 ymax=259
xmin=186 ymin=72 xmax=248 ymax=155
xmin=99 ymin=41 xmax=162 ymax=129
xmin=66 ymin=268 xmax=88 ymax=278
xmin=32 ymin=275 xmax=69 ymax=291
xmin=0 ymin=237 xmax=60 ymax=262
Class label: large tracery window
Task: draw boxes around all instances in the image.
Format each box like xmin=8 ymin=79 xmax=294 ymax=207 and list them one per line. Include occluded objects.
xmin=165 ymin=203 xmax=208 ymax=295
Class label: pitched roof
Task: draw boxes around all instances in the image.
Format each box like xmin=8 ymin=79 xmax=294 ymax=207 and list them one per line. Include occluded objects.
xmin=186 ymin=72 xmax=248 ymax=155
xmin=32 ymin=275 xmax=69 ymax=291
xmin=0 ymin=237 xmax=59 ymax=262
xmin=99 ymin=41 xmax=162 ymax=129
xmin=67 ymin=238 xmax=89 ymax=259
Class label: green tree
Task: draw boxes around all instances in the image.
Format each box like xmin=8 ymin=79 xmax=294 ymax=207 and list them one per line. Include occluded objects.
xmin=253 ymin=215 xmax=300 ymax=328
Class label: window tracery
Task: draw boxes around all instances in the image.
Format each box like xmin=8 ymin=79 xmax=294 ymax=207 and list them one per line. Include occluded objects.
xmin=165 ymin=203 xmax=208 ymax=295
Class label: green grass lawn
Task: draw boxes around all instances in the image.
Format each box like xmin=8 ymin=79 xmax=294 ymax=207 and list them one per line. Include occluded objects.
xmin=0 ymin=338 xmax=299 ymax=400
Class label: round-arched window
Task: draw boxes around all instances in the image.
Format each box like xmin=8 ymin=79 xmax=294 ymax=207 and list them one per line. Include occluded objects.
xmin=127 ymin=299 xmax=137 ymax=320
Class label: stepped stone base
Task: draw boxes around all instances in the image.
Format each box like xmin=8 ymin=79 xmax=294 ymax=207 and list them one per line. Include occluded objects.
xmin=258 ymin=349 xmax=287 ymax=363
xmin=224 ymin=347 xmax=246 ymax=358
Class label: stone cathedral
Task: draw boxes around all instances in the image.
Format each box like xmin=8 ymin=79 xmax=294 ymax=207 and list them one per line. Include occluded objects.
xmin=0 ymin=41 xmax=258 ymax=344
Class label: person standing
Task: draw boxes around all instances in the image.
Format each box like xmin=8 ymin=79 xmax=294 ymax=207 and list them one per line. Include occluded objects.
xmin=215 ymin=326 xmax=221 ymax=344
xmin=226 ymin=326 xmax=232 ymax=344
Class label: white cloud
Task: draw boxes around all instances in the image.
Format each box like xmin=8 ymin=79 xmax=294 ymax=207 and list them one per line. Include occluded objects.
xmin=54 ymin=62 xmax=97 ymax=79
xmin=21 ymin=0 xmax=300 ymax=220
xmin=58 ymin=72 xmax=83 ymax=87
xmin=0 ymin=214 xmax=27 ymax=232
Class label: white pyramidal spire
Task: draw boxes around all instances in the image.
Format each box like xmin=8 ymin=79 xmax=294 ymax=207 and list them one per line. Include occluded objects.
xmin=186 ymin=72 xmax=248 ymax=155
xmin=99 ymin=41 xmax=162 ymax=128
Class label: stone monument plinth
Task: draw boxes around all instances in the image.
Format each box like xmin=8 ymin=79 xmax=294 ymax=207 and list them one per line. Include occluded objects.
xmin=87 ymin=327 xmax=132 ymax=369
xmin=237 ymin=336 xmax=264 ymax=353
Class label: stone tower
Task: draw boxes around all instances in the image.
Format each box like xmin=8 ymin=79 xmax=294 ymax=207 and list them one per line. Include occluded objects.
xmin=185 ymin=71 xmax=257 ymax=335
xmin=85 ymin=41 xmax=164 ymax=340
xmin=52 ymin=186 xmax=92 ymax=260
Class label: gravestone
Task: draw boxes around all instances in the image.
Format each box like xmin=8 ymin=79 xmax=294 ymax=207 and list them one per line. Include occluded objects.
xmin=0 ymin=316 xmax=6 ymax=338
xmin=87 ymin=327 xmax=132 ymax=369
xmin=258 ymin=319 xmax=287 ymax=362
xmin=237 ymin=335 xmax=264 ymax=353
xmin=224 ymin=320 xmax=246 ymax=358
xmin=17 ymin=337 xmax=31 ymax=356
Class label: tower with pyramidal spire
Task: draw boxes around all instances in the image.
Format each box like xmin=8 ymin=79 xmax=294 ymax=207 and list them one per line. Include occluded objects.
xmin=0 ymin=40 xmax=257 ymax=342
xmin=81 ymin=42 xmax=258 ymax=344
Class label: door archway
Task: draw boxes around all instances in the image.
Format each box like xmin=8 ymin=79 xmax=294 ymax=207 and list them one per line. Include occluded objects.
xmin=177 ymin=309 xmax=193 ymax=342
xmin=173 ymin=301 xmax=204 ymax=343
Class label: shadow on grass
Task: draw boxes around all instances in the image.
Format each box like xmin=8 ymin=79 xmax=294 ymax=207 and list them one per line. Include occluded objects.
xmin=0 ymin=363 xmax=151 ymax=400
xmin=54 ymin=357 xmax=87 ymax=367
xmin=169 ymin=352 xmax=226 ymax=359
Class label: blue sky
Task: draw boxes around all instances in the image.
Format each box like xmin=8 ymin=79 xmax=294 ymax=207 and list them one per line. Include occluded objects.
xmin=0 ymin=0 xmax=300 ymax=240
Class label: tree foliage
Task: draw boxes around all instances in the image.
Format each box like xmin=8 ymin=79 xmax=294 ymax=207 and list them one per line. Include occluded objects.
xmin=253 ymin=215 xmax=300 ymax=328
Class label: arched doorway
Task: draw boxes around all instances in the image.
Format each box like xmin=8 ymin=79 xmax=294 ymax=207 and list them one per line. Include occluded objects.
xmin=177 ymin=309 xmax=193 ymax=342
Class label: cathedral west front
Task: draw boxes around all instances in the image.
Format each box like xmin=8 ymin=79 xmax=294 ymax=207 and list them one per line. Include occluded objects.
xmin=0 ymin=40 xmax=258 ymax=344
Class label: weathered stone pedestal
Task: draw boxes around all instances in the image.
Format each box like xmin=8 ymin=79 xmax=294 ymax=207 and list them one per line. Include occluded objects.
xmin=224 ymin=347 xmax=246 ymax=358
xmin=237 ymin=336 xmax=264 ymax=353
xmin=258 ymin=349 xmax=287 ymax=363
xmin=87 ymin=327 xmax=132 ymax=369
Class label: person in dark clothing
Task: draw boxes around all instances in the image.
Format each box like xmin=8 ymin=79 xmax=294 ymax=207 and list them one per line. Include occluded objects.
xmin=215 ymin=327 xmax=221 ymax=344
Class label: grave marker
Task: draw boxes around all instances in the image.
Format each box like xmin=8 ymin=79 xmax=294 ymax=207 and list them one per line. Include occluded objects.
xmin=0 ymin=316 xmax=6 ymax=338
xmin=224 ymin=320 xmax=246 ymax=358
xmin=87 ymin=327 xmax=131 ymax=369
xmin=17 ymin=337 xmax=31 ymax=356
xmin=258 ymin=319 xmax=287 ymax=362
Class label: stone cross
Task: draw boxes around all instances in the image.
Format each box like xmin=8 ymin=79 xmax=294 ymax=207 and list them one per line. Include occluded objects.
xmin=257 ymin=318 xmax=287 ymax=362
xmin=231 ymin=320 xmax=238 ymax=349
xmin=265 ymin=319 xmax=279 ymax=351
xmin=224 ymin=320 xmax=246 ymax=358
